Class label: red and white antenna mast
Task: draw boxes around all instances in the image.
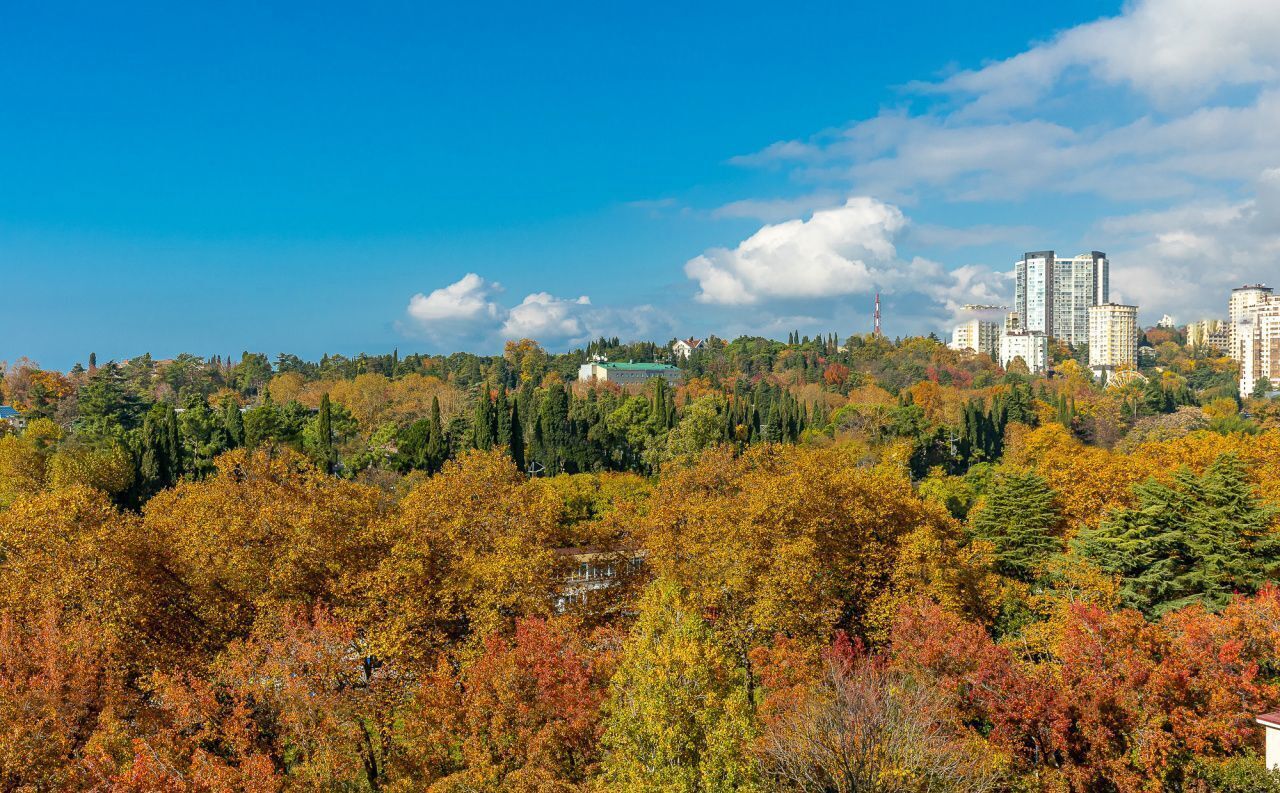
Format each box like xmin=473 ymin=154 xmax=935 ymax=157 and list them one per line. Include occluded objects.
xmin=873 ymin=292 xmax=882 ymax=336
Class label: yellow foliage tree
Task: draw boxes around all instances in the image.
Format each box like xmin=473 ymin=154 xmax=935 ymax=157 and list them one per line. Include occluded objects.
xmin=0 ymin=418 xmax=64 ymax=505
xmin=361 ymin=450 xmax=564 ymax=669
xmin=267 ymin=371 xmax=306 ymax=404
xmin=142 ymin=448 xmax=386 ymax=653
xmin=640 ymin=444 xmax=957 ymax=681
xmin=47 ymin=443 xmax=134 ymax=496
xmin=0 ymin=486 xmax=179 ymax=671
xmin=1002 ymin=424 xmax=1149 ymax=532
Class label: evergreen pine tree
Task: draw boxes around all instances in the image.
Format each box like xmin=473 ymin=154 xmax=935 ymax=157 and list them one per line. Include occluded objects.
xmin=1075 ymin=453 xmax=1280 ymax=616
xmin=970 ymin=471 xmax=1063 ymax=583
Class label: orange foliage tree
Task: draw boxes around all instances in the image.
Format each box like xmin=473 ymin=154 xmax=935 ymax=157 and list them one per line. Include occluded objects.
xmin=397 ymin=617 xmax=617 ymax=790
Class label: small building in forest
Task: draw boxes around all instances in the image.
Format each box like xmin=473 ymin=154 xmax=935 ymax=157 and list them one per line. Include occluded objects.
xmin=672 ymin=337 xmax=705 ymax=359
xmin=0 ymin=406 xmax=24 ymax=431
xmin=554 ymin=546 xmax=645 ymax=612
xmin=1257 ymin=712 xmax=1280 ymax=769
xmin=577 ymin=361 xmax=682 ymax=387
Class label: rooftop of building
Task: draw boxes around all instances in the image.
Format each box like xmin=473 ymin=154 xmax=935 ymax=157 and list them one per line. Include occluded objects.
xmin=1019 ymin=250 xmax=1106 ymax=260
xmin=0 ymin=406 xmax=20 ymax=419
xmin=592 ymin=361 xmax=679 ymax=371
xmin=1233 ymin=284 xmax=1272 ymax=292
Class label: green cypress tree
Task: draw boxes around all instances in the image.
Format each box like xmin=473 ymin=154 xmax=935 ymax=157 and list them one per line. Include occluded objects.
xmin=315 ymin=393 xmax=336 ymax=474
xmin=538 ymin=383 xmax=570 ymax=474
xmin=508 ymin=399 xmax=525 ymax=471
xmin=426 ymin=396 xmax=446 ymax=473
xmin=165 ymin=404 xmax=182 ymax=479
xmin=472 ymin=388 xmax=494 ymax=450
xmin=494 ymin=387 xmax=512 ymax=448
xmin=222 ymin=397 xmax=245 ymax=448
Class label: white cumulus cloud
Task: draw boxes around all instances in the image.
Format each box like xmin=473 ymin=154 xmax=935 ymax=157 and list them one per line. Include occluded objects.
xmin=933 ymin=0 xmax=1280 ymax=110
xmin=684 ymin=198 xmax=906 ymax=305
xmin=406 ymin=273 xmax=501 ymax=324
xmin=501 ymin=292 xmax=592 ymax=341
xmin=403 ymin=275 xmax=676 ymax=349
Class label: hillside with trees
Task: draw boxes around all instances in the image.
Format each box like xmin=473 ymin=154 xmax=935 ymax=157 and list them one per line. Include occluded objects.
xmin=1 ymin=331 xmax=1280 ymax=791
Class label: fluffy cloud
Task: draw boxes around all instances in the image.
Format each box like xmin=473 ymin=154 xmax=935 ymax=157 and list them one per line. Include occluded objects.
xmin=406 ymin=273 xmax=501 ymax=324
xmin=933 ymin=0 xmax=1280 ymax=110
xmin=411 ymin=1 xmax=1280 ymax=343
xmin=404 ymin=275 xmax=674 ymax=349
xmin=682 ymin=196 xmax=1011 ymax=335
xmin=1103 ymin=168 xmax=1280 ymax=321
xmin=501 ymin=292 xmax=592 ymax=340
xmin=738 ymin=93 xmax=1280 ymax=205
xmin=685 ymin=198 xmax=905 ymax=305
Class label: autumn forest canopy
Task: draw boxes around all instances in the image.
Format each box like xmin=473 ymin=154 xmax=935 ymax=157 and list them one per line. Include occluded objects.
xmin=3 ymin=329 xmax=1280 ymax=791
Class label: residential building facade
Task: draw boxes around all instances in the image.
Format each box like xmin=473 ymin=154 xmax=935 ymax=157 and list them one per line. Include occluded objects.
xmin=1258 ymin=712 xmax=1280 ymax=770
xmin=1187 ymin=318 xmax=1228 ymax=352
xmin=999 ymin=328 xmax=1050 ymax=374
xmin=0 ymin=406 xmax=23 ymax=431
xmin=1237 ymin=302 xmax=1280 ymax=397
xmin=1229 ymin=285 xmax=1274 ymax=360
xmin=554 ymin=546 xmax=645 ymax=612
xmin=671 ymin=337 xmax=705 ymax=359
xmin=949 ymin=318 xmax=1000 ymax=359
xmin=1015 ymin=251 xmax=1055 ymax=337
xmin=1088 ymin=303 xmax=1139 ymax=384
xmin=1014 ymin=250 xmax=1109 ymax=346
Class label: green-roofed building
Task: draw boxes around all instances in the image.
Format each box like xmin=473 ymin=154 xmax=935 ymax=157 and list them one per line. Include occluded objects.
xmin=578 ymin=360 xmax=682 ymax=387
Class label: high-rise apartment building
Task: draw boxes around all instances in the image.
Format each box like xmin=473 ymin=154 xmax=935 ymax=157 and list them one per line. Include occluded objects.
xmin=1015 ymin=251 xmax=1054 ymax=337
xmin=1055 ymin=252 xmax=1109 ymax=347
xmin=948 ymin=304 xmax=1004 ymax=359
xmin=1088 ymin=303 xmax=1138 ymax=384
xmin=1014 ymin=251 xmax=1109 ymax=346
xmin=950 ymin=319 xmax=1000 ymax=358
xmin=1230 ymin=285 xmax=1280 ymax=396
xmin=1229 ymin=285 xmax=1274 ymax=361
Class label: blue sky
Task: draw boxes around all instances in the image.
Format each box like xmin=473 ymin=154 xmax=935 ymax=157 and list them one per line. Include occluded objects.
xmin=4 ymin=0 xmax=1279 ymax=368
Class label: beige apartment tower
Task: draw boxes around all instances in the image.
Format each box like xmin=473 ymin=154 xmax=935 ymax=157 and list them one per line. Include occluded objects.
xmin=1088 ymin=303 xmax=1138 ymax=384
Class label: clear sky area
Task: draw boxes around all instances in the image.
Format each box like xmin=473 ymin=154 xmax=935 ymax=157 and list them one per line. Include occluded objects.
xmin=5 ymin=0 xmax=1278 ymax=368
